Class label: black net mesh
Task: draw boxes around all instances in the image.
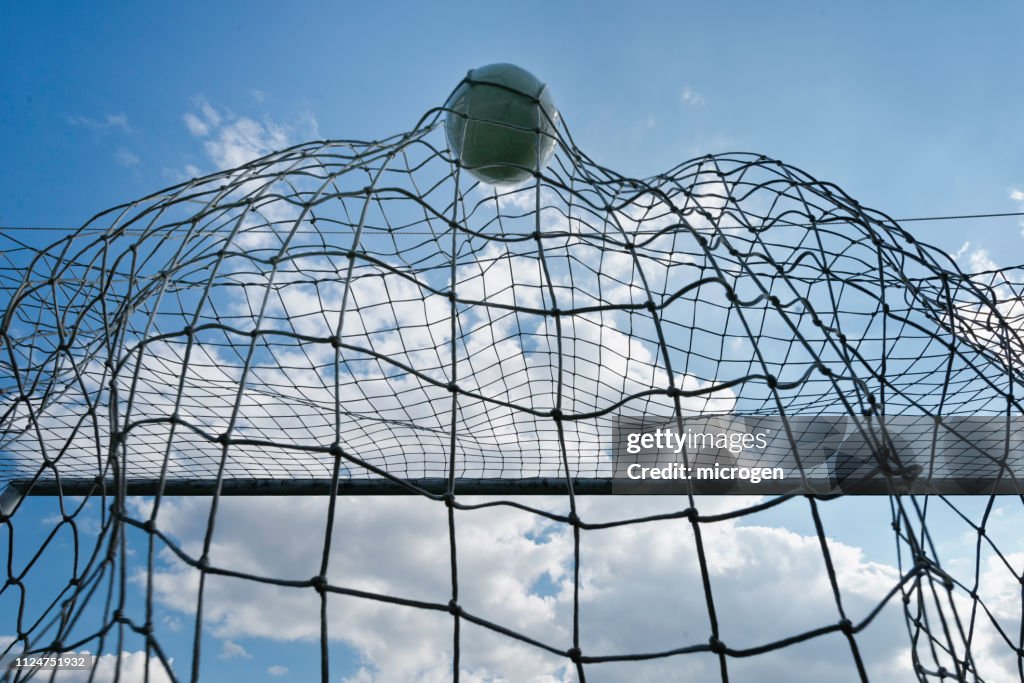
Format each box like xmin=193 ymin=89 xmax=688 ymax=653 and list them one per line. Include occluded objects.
xmin=0 ymin=96 xmax=1022 ymax=681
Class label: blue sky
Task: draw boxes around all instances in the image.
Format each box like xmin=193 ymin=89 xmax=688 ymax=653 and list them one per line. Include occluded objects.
xmin=3 ymin=2 xmax=1024 ymax=682
xmin=3 ymin=1 xmax=1024 ymax=258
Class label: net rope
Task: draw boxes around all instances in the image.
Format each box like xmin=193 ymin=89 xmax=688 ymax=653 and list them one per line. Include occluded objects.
xmin=0 ymin=95 xmax=1022 ymax=681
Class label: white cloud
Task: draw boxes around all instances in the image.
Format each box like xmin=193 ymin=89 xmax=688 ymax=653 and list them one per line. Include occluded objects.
xmin=66 ymin=114 xmax=138 ymax=169
xmin=183 ymin=96 xmax=222 ymax=136
xmin=219 ymin=640 xmax=251 ymax=660
xmin=298 ymin=108 xmax=320 ymax=139
xmin=951 ymin=240 xmax=971 ymax=262
xmin=174 ymin=100 xmax=301 ymax=252
xmin=198 ymin=98 xmax=222 ymax=128
xmin=267 ymin=664 xmax=289 ymax=675
xmin=105 ymin=113 xmax=131 ymax=131
xmin=941 ymin=246 xmax=1024 ymax=370
xmin=183 ymin=112 xmax=210 ymax=137
xmin=203 ymin=117 xmax=289 ymax=169
xmin=114 ymin=147 xmax=141 ymax=167
xmin=183 ymin=96 xmax=290 ymax=167
xmin=175 ymin=101 xmax=307 ymax=251
xmin=181 ymin=96 xmax=288 ymax=170
xmin=969 ymin=248 xmax=999 ymax=273
xmin=1011 ymin=188 xmax=1024 ymax=233
xmin=67 ymin=112 xmax=132 ymax=132
xmin=129 ymin=495 xmax=1021 ymax=682
xmin=681 ymin=86 xmax=705 ymax=108
xmin=0 ymin=190 xmax=743 ymax=483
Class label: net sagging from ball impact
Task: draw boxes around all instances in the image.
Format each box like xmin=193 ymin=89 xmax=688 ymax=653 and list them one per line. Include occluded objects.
xmin=0 ymin=65 xmax=1023 ymax=681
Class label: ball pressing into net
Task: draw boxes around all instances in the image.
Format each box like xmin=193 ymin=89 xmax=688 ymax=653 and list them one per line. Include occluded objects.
xmin=444 ymin=63 xmax=559 ymax=185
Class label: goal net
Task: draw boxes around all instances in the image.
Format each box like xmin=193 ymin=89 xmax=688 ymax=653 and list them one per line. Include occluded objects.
xmin=1 ymin=76 xmax=1022 ymax=681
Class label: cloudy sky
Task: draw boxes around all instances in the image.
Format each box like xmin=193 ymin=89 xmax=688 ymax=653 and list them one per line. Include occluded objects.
xmin=3 ymin=2 xmax=1024 ymax=682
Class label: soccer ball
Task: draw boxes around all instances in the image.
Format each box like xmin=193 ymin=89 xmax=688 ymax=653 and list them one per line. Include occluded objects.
xmin=444 ymin=63 xmax=559 ymax=185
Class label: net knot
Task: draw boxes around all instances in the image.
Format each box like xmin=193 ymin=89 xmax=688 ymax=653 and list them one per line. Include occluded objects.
xmin=566 ymin=647 xmax=582 ymax=663
xmin=838 ymin=618 xmax=854 ymax=635
xmin=329 ymin=443 xmax=345 ymax=458
xmin=708 ymin=636 xmax=726 ymax=654
xmin=447 ymin=599 xmax=462 ymax=616
xmin=312 ymin=575 xmax=327 ymax=593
